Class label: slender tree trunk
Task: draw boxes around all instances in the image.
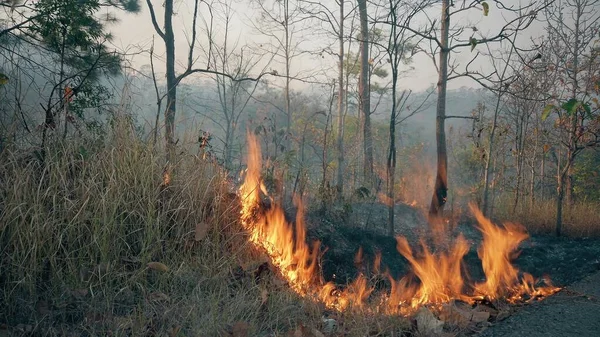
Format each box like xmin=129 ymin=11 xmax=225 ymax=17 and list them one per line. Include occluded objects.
xmin=530 ymin=162 xmax=536 ymax=208
xmin=540 ymin=153 xmax=545 ymax=200
xmin=164 ymin=0 xmax=177 ymax=163
xmin=556 ymin=167 xmax=567 ymax=236
xmin=565 ymin=6 xmax=581 ymax=207
xmin=60 ymin=25 xmax=67 ymax=141
xmin=558 ymin=1 xmax=581 ymax=233
xmin=429 ymin=0 xmax=450 ymax=220
xmin=357 ymin=0 xmax=372 ymax=187
xmin=336 ymin=0 xmax=345 ymax=200
xmin=387 ymin=77 xmax=398 ymax=236
xmin=482 ymin=93 xmax=501 ymax=216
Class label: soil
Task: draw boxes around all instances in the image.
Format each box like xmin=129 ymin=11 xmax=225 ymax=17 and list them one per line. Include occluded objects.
xmin=478 ymin=271 xmax=600 ymax=337
xmin=305 ymin=201 xmax=600 ymax=335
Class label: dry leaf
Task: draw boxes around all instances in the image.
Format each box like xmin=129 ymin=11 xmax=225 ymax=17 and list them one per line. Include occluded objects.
xmin=440 ymin=302 xmax=489 ymax=328
xmin=415 ymin=307 xmax=443 ymax=335
xmin=147 ymin=262 xmax=169 ymax=272
xmin=286 ymin=324 xmax=322 ymax=337
xmin=260 ymin=288 xmax=268 ymax=305
xmin=311 ymin=329 xmax=325 ymax=337
xmin=231 ymin=321 xmax=250 ymax=337
xmin=148 ymin=291 xmax=170 ymax=302
xmin=472 ymin=311 xmax=491 ymax=323
xmin=195 ymin=222 xmax=210 ymax=241
xmin=169 ymin=325 xmax=181 ymax=337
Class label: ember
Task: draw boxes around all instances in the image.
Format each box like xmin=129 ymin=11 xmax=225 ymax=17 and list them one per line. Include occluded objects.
xmin=239 ymin=133 xmax=560 ymax=315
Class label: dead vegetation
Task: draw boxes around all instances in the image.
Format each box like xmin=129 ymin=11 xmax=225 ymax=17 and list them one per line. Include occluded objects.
xmin=492 ymin=198 xmax=600 ymax=237
xmin=0 ymin=124 xmax=413 ymax=336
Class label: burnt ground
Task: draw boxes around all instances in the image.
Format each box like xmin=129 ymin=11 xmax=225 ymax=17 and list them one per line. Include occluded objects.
xmin=304 ymin=202 xmax=600 ymax=335
xmin=477 ymin=271 xmax=600 ymax=337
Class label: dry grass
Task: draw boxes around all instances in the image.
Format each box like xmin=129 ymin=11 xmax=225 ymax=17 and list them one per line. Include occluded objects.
xmin=0 ymin=124 xmax=409 ymax=336
xmin=491 ymin=197 xmax=600 ymax=237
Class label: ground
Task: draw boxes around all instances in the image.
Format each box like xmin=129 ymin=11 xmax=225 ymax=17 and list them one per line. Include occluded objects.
xmin=479 ymin=271 xmax=600 ymax=337
xmin=305 ymin=201 xmax=600 ymax=336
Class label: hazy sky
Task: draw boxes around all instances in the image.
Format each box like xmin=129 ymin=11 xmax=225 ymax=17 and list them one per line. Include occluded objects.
xmin=110 ymin=0 xmax=548 ymax=93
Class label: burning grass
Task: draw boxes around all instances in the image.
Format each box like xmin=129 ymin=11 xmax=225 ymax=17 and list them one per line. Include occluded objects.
xmin=239 ymin=133 xmax=560 ymax=319
xmin=0 ymin=125 xmax=564 ymax=336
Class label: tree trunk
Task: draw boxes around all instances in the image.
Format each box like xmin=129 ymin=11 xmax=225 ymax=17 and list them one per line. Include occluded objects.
xmin=540 ymin=152 xmax=545 ymax=200
xmin=556 ymin=167 xmax=567 ymax=236
xmin=164 ymin=0 xmax=177 ymax=163
xmin=387 ymin=79 xmax=397 ymax=237
xmin=336 ymin=0 xmax=345 ymax=200
xmin=357 ymin=0 xmax=372 ymax=187
xmin=482 ymin=91 xmax=501 ymax=216
xmin=558 ymin=1 xmax=581 ymax=232
xmin=429 ymin=0 xmax=450 ymax=220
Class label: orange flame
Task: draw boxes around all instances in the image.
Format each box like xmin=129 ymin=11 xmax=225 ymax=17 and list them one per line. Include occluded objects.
xmin=239 ymin=133 xmax=559 ymax=316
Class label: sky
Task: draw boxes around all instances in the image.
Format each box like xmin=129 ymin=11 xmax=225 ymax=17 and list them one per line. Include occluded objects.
xmin=109 ymin=0 xmax=549 ymax=94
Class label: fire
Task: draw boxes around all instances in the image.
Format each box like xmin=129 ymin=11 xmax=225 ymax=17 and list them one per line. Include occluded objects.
xmin=239 ymin=133 xmax=559 ymax=316
xmin=471 ymin=204 xmax=559 ymax=302
xmin=389 ymin=235 xmax=470 ymax=311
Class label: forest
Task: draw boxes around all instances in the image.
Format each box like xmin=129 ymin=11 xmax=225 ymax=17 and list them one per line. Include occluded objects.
xmin=1 ymin=0 xmax=599 ymax=336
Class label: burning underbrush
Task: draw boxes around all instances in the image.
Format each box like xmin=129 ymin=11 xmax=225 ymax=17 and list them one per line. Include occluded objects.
xmin=239 ymin=133 xmax=560 ymax=323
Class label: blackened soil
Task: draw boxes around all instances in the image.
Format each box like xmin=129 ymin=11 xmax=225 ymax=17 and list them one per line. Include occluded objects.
xmin=305 ymin=207 xmax=600 ymax=292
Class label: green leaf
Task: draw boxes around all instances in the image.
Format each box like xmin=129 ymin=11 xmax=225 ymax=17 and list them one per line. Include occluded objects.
xmin=470 ymin=37 xmax=478 ymax=52
xmin=561 ymin=98 xmax=580 ymax=115
xmin=0 ymin=73 xmax=8 ymax=85
xmin=482 ymin=2 xmax=490 ymax=16
xmin=541 ymin=104 xmax=556 ymax=121
xmin=582 ymin=102 xmax=592 ymax=116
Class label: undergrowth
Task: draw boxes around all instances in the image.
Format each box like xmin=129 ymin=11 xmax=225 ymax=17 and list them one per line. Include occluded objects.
xmin=492 ymin=197 xmax=600 ymax=237
xmin=0 ymin=124 xmax=409 ymax=336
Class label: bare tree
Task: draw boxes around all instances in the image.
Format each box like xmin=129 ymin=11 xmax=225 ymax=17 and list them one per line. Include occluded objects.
xmin=378 ymin=0 xmax=547 ymax=222
xmin=206 ymin=1 xmax=271 ymax=169
xmin=146 ymin=0 xmax=267 ymax=161
xmin=357 ymin=0 xmax=373 ymax=186
xmin=542 ymin=0 xmax=600 ymax=235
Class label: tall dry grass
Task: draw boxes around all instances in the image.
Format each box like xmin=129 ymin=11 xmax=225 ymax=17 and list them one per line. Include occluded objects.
xmin=0 ymin=122 xmax=410 ymax=336
xmin=0 ymin=124 xmax=318 ymax=336
xmin=491 ymin=197 xmax=600 ymax=237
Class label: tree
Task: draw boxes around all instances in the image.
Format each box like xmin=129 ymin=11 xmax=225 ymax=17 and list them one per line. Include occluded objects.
xmin=542 ymin=0 xmax=600 ymax=235
xmin=1 ymin=0 xmax=141 ymax=153
xmin=379 ymin=0 xmax=546 ymax=223
xmin=378 ymin=0 xmax=431 ymax=235
xmin=146 ymin=0 xmax=267 ymax=162
xmin=302 ymin=0 xmax=355 ymax=200
xmin=357 ymin=0 xmax=372 ymax=186
xmin=208 ymin=0 xmax=268 ymax=169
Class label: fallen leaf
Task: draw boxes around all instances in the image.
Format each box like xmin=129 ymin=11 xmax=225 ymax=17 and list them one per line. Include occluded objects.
xmin=231 ymin=321 xmax=250 ymax=337
xmin=312 ymin=329 xmax=325 ymax=337
xmin=260 ymin=288 xmax=268 ymax=305
xmin=440 ymin=302 xmax=489 ymax=328
xmin=169 ymin=325 xmax=181 ymax=337
xmin=415 ymin=307 xmax=443 ymax=335
xmin=147 ymin=262 xmax=169 ymax=272
xmin=195 ymin=222 xmax=210 ymax=241
xmin=472 ymin=310 xmax=491 ymax=323
xmin=287 ymin=325 xmax=323 ymax=337
xmin=148 ymin=291 xmax=170 ymax=302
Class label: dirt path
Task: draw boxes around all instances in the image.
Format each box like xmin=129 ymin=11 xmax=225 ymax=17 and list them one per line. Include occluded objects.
xmin=479 ymin=271 xmax=600 ymax=337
